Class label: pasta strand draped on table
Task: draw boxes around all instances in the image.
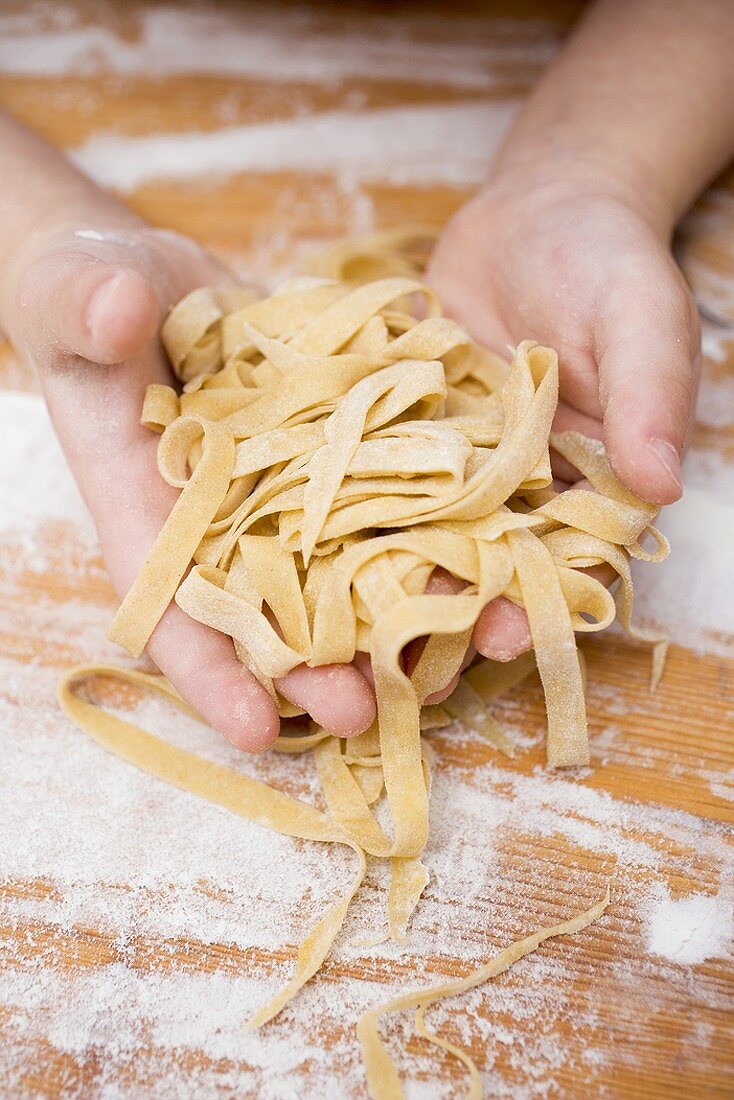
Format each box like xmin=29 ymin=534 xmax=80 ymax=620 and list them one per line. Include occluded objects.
xmin=59 ymin=227 xmax=666 ymax=1098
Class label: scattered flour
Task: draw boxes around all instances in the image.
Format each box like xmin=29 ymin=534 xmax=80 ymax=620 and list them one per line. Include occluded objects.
xmin=710 ymin=770 xmax=734 ymax=803
xmin=2 ymin=650 xmax=732 ymax=1097
xmin=627 ymin=320 xmax=734 ymax=655
xmin=642 ymin=883 xmax=734 ymax=965
xmin=696 ymin=322 xmax=734 ymax=429
xmin=701 ymin=321 xmax=733 ymax=367
xmin=70 ymin=102 xmax=518 ymax=194
xmin=679 ymin=190 xmax=734 ymax=323
xmin=0 ymin=390 xmax=93 ymax=536
xmin=0 ymin=5 xmax=558 ymax=86
xmin=631 ymin=485 xmax=734 ymax=657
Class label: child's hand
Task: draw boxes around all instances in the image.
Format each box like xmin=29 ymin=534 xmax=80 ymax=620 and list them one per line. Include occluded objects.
xmin=427 ymin=178 xmax=701 ymax=667
xmin=8 ymin=223 xmax=376 ymax=749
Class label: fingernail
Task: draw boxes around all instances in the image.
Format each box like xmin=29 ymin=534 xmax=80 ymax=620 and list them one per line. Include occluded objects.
xmin=86 ymin=272 xmax=125 ymax=338
xmin=648 ymin=438 xmax=682 ymax=491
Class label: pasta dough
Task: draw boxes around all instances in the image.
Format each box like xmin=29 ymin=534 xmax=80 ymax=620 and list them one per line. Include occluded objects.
xmin=59 ymin=226 xmax=667 ymax=1096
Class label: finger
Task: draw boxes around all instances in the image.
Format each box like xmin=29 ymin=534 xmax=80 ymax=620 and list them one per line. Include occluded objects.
xmin=598 ymin=270 xmax=700 ymax=505
xmin=352 ymin=566 xmax=471 ymax=701
xmin=275 ymin=663 xmax=376 ymax=737
xmin=148 ymin=604 xmax=280 ymax=753
xmin=472 ymin=596 xmax=533 ymax=662
xmin=472 ymin=471 xmax=620 ymax=661
xmin=112 ymin=466 xmax=375 ymax=743
xmin=42 ymin=348 xmax=285 ymax=756
xmin=417 ymin=571 xmax=532 ymax=671
xmin=18 ymin=248 xmax=159 ymax=365
xmin=260 ymin=606 xmax=375 ymax=737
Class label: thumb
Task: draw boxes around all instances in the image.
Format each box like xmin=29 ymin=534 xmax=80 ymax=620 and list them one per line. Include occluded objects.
xmin=598 ymin=272 xmax=700 ymax=505
xmin=17 ymin=246 xmax=160 ymax=365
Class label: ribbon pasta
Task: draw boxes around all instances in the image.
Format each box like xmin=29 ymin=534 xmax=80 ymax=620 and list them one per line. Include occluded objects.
xmin=59 ymin=227 xmax=667 ymax=1096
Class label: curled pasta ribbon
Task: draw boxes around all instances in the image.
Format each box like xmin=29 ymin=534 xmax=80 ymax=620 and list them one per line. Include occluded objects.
xmin=358 ymin=888 xmax=610 ymax=1100
xmin=59 ymin=227 xmax=665 ymax=1093
xmin=57 ymin=665 xmax=365 ymax=1030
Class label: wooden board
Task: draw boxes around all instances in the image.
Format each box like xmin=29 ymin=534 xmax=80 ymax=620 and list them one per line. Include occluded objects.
xmin=0 ymin=4 xmax=732 ymax=1098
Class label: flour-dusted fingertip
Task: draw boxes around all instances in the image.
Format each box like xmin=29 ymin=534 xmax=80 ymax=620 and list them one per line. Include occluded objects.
xmin=230 ymin=678 xmax=282 ymax=752
xmin=145 ymin=606 xmax=281 ymax=754
xmin=276 ymin=662 xmax=376 ymax=737
xmin=17 ymin=250 xmax=160 ymax=366
xmin=472 ymin=596 xmax=533 ymax=661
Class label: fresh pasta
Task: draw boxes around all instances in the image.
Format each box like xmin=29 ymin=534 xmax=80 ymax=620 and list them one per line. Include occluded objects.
xmin=59 ymin=226 xmax=667 ymax=1097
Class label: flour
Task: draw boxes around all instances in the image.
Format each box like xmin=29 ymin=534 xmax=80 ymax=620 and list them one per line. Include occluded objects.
xmin=701 ymin=322 xmax=733 ymax=366
xmin=0 ymin=5 xmax=557 ymax=87
xmin=642 ymin=883 xmax=734 ymax=965
xmin=696 ymin=322 xmax=734 ymax=430
xmin=2 ymin=650 xmax=732 ymax=1097
xmin=627 ymin=321 xmax=734 ymax=656
xmin=0 ymin=391 xmax=92 ymax=537
xmin=710 ymin=771 xmax=734 ymax=803
xmin=679 ymin=190 xmax=734 ymax=322
xmin=70 ymin=102 xmax=518 ymax=194
xmin=631 ymin=485 xmax=734 ymax=657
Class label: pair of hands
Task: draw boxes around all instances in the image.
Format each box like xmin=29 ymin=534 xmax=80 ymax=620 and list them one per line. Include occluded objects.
xmin=10 ymin=178 xmax=699 ymax=752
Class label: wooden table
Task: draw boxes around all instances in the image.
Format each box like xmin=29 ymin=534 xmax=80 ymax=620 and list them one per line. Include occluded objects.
xmin=1 ymin=3 xmax=732 ymax=1097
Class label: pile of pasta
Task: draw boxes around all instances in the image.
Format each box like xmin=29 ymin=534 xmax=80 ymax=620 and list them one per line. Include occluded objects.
xmin=60 ymin=228 xmax=667 ymax=1098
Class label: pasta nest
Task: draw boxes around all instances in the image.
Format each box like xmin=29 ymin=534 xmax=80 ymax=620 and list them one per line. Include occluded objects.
xmin=60 ymin=228 xmax=667 ymax=1095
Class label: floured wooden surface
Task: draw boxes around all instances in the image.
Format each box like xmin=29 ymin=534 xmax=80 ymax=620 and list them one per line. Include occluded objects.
xmin=0 ymin=3 xmax=732 ymax=1097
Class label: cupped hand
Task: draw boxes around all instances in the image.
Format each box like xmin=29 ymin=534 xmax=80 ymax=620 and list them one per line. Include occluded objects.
xmin=9 ymin=223 xmax=376 ymax=750
xmin=425 ymin=178 xmax=701 ymax=672
xmin=10 ymin=189 xmax=690 ymax=737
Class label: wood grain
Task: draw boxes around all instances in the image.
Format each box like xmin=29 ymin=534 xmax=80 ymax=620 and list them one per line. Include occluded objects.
xmin=0 ymin=3 xmax=732 ymax=1098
